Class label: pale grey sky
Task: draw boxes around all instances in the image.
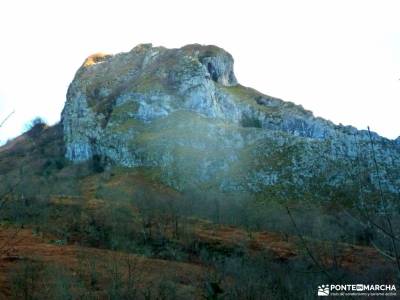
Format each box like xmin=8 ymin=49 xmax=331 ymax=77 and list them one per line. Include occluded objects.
xmin=0 ymin=0 xmax=399 ymax=143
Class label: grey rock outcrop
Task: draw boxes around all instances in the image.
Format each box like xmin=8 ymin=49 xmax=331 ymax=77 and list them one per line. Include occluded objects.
xmin=61 ymin=44 xmax=400 ymax=198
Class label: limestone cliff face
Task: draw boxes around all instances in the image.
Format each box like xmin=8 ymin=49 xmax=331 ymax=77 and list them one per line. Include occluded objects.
xmin=61 ymin=44 xmax=400 ymax=197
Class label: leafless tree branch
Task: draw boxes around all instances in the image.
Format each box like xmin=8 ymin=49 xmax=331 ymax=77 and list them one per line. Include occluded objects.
xmin=284 ymin=205 xmax=333 ymax=280
xmin=0 ymin=110 xmax=15 ymax=129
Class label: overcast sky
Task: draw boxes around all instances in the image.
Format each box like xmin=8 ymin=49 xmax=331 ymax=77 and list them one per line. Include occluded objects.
xmin=0 ymin=0 xmax=399 ymax=143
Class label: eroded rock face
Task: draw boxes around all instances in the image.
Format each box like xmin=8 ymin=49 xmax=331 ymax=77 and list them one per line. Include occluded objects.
xmin=61 ymin=44 xmax=400 ymax=197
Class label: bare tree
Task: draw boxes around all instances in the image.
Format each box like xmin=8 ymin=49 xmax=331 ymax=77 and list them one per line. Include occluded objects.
xmin=364 ymin=127 xmax=400 ymax=273
xmin=339 ymin=127 xmax=400 ymax=275
xmin=284 ymin=204 xmax=333 ymax=280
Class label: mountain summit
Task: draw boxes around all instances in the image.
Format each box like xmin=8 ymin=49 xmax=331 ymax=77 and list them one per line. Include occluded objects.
xmin=61 ymin=44 xmax=399 ymax=197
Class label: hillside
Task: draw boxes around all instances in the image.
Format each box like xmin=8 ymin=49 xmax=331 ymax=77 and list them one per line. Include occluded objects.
xmin=0 ymin=44 xmax=399 ymax=299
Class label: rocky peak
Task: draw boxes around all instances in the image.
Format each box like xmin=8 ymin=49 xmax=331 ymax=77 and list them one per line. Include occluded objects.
xmin=61 ymin=43 xmax=400 ymax=194
xmin=62 ymin=44 xmax=242 ymax=161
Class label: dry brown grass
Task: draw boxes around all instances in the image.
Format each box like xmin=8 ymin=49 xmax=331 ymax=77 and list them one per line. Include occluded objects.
xmin=83 ymin=52 xmax=112 ymax=67
xmin=0 ymin=220 xmax=390 ymax=299
xmin=0 ymin=228 xmax=206 ymax=299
